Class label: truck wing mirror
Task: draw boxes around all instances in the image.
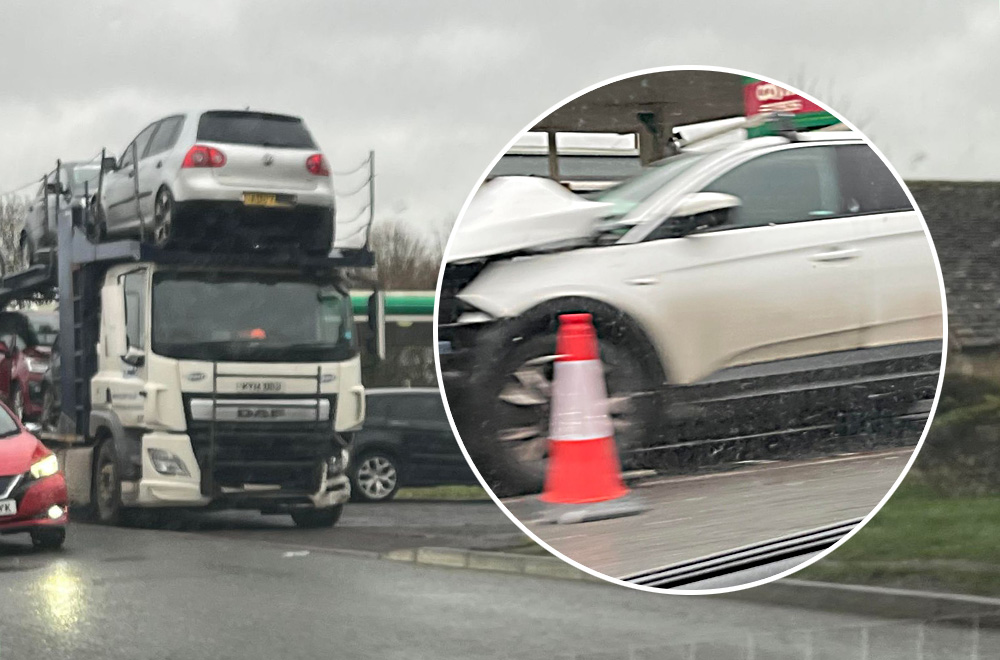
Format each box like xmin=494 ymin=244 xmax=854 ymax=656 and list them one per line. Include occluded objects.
xmin=121 ymin=346 xmax=145 ymax=368
xmin=667 ymin=192 xmax=742 ymax=237
xmin=366 ymin=291 xmax=386 ymax=362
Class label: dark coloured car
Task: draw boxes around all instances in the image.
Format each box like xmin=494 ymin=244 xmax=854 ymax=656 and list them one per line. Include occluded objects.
xmin=350 ymin=388 xmax=476 ymax=502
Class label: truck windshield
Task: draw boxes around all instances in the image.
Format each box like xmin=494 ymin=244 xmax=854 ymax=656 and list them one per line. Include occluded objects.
xmin=151 ymin=273 xmax=357 ymax=362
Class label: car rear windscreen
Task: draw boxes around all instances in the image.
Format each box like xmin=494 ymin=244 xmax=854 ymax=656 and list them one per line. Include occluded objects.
xmin=197 ymin=111 xmax=316 ymax=149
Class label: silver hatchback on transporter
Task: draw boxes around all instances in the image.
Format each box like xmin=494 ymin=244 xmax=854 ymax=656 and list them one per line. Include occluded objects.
xmin=91 ymin=110 xmax=336 ymax=254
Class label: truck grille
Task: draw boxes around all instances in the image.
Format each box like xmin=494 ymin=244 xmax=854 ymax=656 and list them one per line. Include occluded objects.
xmin=184 ymin=394 xmax=337 ymax=496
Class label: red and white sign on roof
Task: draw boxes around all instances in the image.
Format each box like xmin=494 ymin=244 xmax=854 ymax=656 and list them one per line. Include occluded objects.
xmin=743 ymin=81 xmax=826 ymax=117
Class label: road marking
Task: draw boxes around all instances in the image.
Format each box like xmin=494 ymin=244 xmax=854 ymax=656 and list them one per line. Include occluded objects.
xmin=282 ymin=550 xmax=310 ymax=558
xmin=637 ymin=449 xmax=912 ymax=488
xmin=642 ymin=517 xmax=693 ymax=527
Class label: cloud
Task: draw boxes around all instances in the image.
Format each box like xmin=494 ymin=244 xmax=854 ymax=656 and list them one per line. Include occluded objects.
xmin=1 ymin=0 xmax=997 ymax=235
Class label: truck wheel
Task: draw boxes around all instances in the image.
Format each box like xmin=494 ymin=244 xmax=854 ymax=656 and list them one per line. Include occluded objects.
xmin=464 ymin=300 xmax=662 ymax=498
xmin=290 ymin=504 xmax=344 ymax=528
xmin=152 ymin=189 xmax=175 ymax=248
xmin=350 ymin=451 xmax=400 ymax=502
xmin=92 ymin=439 xmax=124 ymax=525
xmin=31 ymin=527 xmax=66 ymax=550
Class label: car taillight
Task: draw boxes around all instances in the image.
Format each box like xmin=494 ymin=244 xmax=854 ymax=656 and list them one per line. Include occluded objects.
xmin=182 ymin=145 xmax=227 ymax=168
xmin=306 ymin=153 xmax=330 ymax=177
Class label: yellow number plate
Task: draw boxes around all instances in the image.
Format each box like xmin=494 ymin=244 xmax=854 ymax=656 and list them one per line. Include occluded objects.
xmin=243 ymin=192 xmax=279 ymax=207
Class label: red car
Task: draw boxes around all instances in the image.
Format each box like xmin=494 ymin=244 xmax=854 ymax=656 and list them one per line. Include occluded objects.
xmin=0 ymin=403 xmax=68 ymax=549
xmin=0 ymin=311 xmax=54 ymax=422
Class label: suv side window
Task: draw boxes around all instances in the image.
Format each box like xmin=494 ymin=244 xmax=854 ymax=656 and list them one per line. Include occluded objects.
xmin=123 ymin=271 xmax=147 ymax=350
xmin=146 ymin=116 xmax=184 ymax=157
xmin=835 ymin=144 xmax=912 ymax=215
xmin=701 ymin=146 xmax=841 ymax=230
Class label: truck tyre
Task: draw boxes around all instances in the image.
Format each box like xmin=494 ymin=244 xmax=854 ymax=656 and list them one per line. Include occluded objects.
xmin=350 ymin=450 xmax=401 ymax=502
xmin=92 ymin=439 xmax=124 ymax=525
xmin=463 ymin=299 xmax=663 ymax=498
xmin=31 ymin=527 xmax=66 ymax=550
xmin=291 ymin=504 xmax=344 ymax=528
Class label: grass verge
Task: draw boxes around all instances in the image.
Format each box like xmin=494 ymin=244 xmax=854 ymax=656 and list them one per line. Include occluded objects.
xmin=798 ymin=480 xmax=1000 ymax=597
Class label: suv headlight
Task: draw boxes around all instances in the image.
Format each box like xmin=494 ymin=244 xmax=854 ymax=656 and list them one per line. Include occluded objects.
xmin=30 ymin=453 xmax=60 ymax=479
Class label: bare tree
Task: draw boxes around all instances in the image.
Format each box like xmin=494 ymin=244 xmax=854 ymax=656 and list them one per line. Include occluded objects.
xmin=368 ymin=219 xmax=443 ymax=290
xmin=0 ymin=195 xmax=28 ymax=276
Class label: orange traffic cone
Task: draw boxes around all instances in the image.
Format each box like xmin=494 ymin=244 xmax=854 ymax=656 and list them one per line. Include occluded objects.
xmin=539 ymin=313 xmax=648 ymax=524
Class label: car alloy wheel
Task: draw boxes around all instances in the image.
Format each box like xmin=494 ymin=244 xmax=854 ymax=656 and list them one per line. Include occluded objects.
xmin=355 ymin=455 xmax=399 ymax=501
xmin=153 ymin=190 xmax=174 ymax=247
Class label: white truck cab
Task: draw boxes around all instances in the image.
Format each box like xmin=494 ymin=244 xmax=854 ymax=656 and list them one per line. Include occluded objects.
xmin=85 ymin=262 xmax=364 ymax=525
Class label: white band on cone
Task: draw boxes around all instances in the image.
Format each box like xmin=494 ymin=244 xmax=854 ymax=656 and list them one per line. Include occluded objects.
xmin=549 ymin=359 xmax=614 ymax=441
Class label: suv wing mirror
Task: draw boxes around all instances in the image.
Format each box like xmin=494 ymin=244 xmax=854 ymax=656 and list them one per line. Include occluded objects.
xmin=102 ymin=156 xmax=118 ymax=172
xmin=668 ymin=192 xmax=741 ymax=237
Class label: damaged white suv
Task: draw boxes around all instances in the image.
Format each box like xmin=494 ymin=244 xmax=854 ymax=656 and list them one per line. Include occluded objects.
xmin=438 ymin=130 xmax=944 ymax=497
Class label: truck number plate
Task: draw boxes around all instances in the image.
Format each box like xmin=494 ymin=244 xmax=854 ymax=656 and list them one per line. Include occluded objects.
xmin=236 ymin=381 xmax=283 ymax=393
xmin=0 ymin=499 xmax=16 ymax=517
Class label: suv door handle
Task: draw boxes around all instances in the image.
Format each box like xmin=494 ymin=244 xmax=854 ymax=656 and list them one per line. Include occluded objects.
xmin=809 ymin=248 xmax=860 ymax=262
xmin=626 ymin=277 xmax=658 ymax=286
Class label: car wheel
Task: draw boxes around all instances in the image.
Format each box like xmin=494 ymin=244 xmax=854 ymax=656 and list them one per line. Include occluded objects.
xmin=350 ymin=451 xmax=401 ymax=502
xmin=462 ymin=301 xmax=662 ymax=498
xmin=30 ymin=527 xmax=66 ymax=550
xmin=152 ymin=188 xmax=174 ymax=248
xmin=290 ymin=504 xmax=344 ymax=528
xmin=92 ymin=439 xmax=124 ymax=525
xmin=11 ymin=385 xmax=25 ymax=423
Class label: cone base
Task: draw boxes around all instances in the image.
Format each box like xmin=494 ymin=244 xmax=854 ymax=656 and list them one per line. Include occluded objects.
xmin=540 ymin=436 xmax=629 ymax=505
xmin=538 ymin=492 xmax=649 ymax=525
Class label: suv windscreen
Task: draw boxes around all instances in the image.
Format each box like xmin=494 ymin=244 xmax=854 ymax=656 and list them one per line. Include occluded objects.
xmin=197 ymin=111 xmax=316 ymax=149
xmin=151 ymin=272 xmax=356 ymax=362
xmin=593 ymin=152 xmax=706 ymax=220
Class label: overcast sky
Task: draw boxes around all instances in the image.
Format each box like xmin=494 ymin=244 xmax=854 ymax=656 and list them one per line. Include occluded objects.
xmin=1 ymin=0 xmax=997 ymax=244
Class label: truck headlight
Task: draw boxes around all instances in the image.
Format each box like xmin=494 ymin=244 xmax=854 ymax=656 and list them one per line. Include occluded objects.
xmin=30 ymin=453 xmax=60 ymax=479
xmin=148 ymin=449 xmax=190 ymax=477
xmin=25 ymin=356 xmax=49 ymax=374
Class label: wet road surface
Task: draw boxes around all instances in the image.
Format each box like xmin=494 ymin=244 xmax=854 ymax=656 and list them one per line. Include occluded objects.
xmin=505 ymin=449 xmax=913 ymax=577
xmin=2 ymin=515 xmax=984 ymax=660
